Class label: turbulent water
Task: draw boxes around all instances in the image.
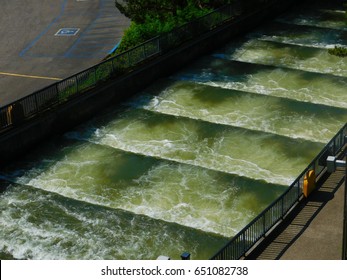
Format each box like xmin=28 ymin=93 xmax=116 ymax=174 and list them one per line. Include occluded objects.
xmin=1 ymin=1 xmax=346 ymax=260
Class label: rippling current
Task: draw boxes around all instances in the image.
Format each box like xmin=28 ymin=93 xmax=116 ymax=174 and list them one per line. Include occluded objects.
xmin=1 ymin=0 xmax=346 ymax=259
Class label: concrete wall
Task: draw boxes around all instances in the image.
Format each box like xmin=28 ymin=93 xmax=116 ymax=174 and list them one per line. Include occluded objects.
xmin=0 ymin=0 xmax=299 ymax=166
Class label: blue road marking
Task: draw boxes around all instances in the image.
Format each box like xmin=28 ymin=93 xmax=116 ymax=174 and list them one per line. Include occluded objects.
xmin=109 ymin=40 xmax=121 ymax=54
xmin=64 ymin=0 xmax=120 ymax=59
xmin=20 ymin=0 xmax=125 ymax=59
xmin=55 ymin=28 xmax=80 ymax=36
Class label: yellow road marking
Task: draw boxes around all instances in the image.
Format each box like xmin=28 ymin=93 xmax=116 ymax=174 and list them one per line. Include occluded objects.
xmin=0 ymin=71 xmax=62 ymax=81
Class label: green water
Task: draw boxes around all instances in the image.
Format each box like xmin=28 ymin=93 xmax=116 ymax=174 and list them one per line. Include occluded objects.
xmin=0 ymin=183 xmax=229 ymax=260
xmin=279 ymin=6 xmax=347 ymax=31
xmin=253 ymin=21 xmax=347 ymax=48
xmin=173 ymin=58 xmax=347 ymax=109
xmin=66 ymin=108 xmax=322 ymax=185
xmin=136 ymin=80 xmax=347 ymax=143
xmin=221 ymin=39 xmax=347 ymax=77
xmin=0 ymin=0 xmax=346 ymax=259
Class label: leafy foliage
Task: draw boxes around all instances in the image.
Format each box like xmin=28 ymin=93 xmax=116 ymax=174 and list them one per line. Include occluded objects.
xmin=114 ymin=0 xmax=233 ymax=53
xmin=328 ymin=46 xmax=347 ymax=57
xmin=115 ymin=0 xmax=231 ymax=23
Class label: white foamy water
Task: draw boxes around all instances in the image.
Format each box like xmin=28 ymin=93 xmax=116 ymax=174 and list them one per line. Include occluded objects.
xmin=277 ymin=5 xmax=347 ymax=31
xmin=171 ymin=54 xmax=347 ymax=109
xmin=3 ymin=142 xmax=286 ymax=239
xmin=64 ymin=109 xmax=323 ymax=186
xmin=1 ymin=0 xmax=345 ymax=260
xmin=0 ymin=185 xmax=229 ymax=259
xmin=133 ymin=80 xmax=347 ymax=143
xmin=249 ymin=21 xmax=347 ymax=49
xmin=220 ymin=39 xmax=347 ymax=77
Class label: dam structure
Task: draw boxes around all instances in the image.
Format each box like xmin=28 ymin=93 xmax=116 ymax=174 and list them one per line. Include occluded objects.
xmin=0 ymin=0 xmax=346 ymax=259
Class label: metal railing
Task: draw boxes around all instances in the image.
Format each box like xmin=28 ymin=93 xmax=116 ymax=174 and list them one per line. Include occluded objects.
xmin=343 ymin=153 xmax=347 ymax=260
xmin=0 ymin=0 xmax=285 ymax=133
xmin=211 ymin=123 xmax=347 ymax=260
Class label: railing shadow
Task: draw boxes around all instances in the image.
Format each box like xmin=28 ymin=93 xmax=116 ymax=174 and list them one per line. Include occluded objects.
xmin=210 ymin=124 xmax=346 ymax=260
xmin=244 ymin=167 xmax=345 ymax=260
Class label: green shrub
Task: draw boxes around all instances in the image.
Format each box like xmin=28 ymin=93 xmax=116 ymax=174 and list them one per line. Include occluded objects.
xmin=328 ymin=46 xmax=347 ymax=57
xmin=113 ymin=4 xmax=212 ymax=55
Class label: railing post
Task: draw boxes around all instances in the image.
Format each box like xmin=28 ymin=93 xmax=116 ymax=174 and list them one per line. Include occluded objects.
xmin=343 ymin=156 xmax=347 ymax=260
xmin=111 ymin=58 xmax=116 ymax=74
xmin=242 ymin=233 xmax=246 ymax=258
xmin=127 ymin=51 xmax=131 ymax=67
xmin=76 ymin=75 xmax=79 ymax=92
xmin=157 ymin=37 xmax=161 ymax=53
xmin=34 ymin=92 xmax=39 ymax=114
xmin=56 ymin=83 xmax=61 ymax=103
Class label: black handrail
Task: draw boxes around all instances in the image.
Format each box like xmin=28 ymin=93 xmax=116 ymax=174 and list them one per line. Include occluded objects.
xmin=211 ymin=123 xmax=347 ymax=260
xmin=343 ymin=152 xmax=347 ymax=260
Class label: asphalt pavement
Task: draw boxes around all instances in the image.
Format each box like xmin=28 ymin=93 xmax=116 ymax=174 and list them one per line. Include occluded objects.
xmin=0 ymin=0 xmax=129 ymax=106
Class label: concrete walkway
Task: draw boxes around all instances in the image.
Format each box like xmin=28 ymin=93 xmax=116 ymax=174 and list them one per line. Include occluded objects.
xmin=246 ymin=158 xmax=346 ymax=260
xmin=0 ymin=0 xmax=129 ymax=106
